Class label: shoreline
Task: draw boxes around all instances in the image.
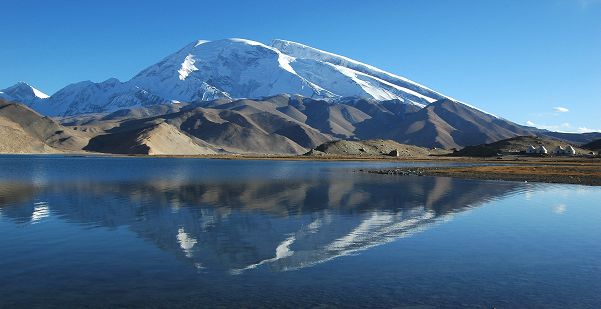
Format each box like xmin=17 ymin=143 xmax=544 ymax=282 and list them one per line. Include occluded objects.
xmin=2 ymin=152 xmax=599 ymax=164
xmin=365 ymin=164 xmax=601 ymax=186
xmin=2 ymin=153 xmax=600 ymax=186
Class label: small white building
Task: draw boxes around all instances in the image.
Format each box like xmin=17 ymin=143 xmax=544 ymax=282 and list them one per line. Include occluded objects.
xmin=526 ymin=145 xmax=537 ymax=154
xmin=553 ymin=146 xmax=565 ymax=155
xmin=566 ymin=145 xmax=576 ymax=155
xmin=552 ymin=145 xmax=577 ymax=156
xmin=537 ymin=146 xmax=548 ymax=154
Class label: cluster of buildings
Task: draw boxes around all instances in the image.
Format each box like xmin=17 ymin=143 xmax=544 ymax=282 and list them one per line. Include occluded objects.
xmin=525 ymin=145 xmax=576 ymax=155
xmin=526 ymin=145 xmax=547 ymax=154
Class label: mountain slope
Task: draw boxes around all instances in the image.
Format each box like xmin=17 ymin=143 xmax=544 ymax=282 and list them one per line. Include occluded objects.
xmin=83 ymin=98 xmax=323 ymax=155
xmin=77 ymin=96 xmax=539 ymax=152
xmin=309 ymin=139 xmax=442 ymax=157
xmin=84 ymin=120 xmax=217 ymax=155
xmin=272 ymin=39 xmax=446 ymax=105
xmin=389 ymin=99 xmax=534 ymax=148
xmin=541 ymin=131 xmax=601 ymax=145
xmin=0 ymin=100 xmax=88 ymax=153
xmin=583 ymin=139 xmax=601 ymax=152
xmin=166 ymin=107 xmax=313 ymax=154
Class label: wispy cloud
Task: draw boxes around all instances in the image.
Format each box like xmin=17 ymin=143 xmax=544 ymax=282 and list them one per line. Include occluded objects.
xmin=577 ymin=127 xmax=601 ymax=133
xmin=553 ymin=106 xmax=569 ymax=113
xmin=526 ymin=120 xmax=601 ymax=133
xmin=530 ymin=106 xmax=570 ymax=118
xmin=578 ymin=0 xmax=601 ymax=8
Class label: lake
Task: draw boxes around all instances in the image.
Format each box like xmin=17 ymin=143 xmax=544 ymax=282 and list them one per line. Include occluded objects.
xmin=0 ymin=156 xmax=600 ymax=308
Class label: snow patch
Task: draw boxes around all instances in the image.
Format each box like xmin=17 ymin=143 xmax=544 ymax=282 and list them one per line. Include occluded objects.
xmin=30 ymin=86 xmax=49 ymax=99
xmin=455 ymin=100 xmax=499 ymax=119
xmin=194 ymin=40 xmax=209 ymax=47
xmin=277 ymin=53 xmax=298 ymax=75
xmin=178 ymin=54 xmax=198 ymax=80
xmin=231 ymin=235 xmax=296 ymax=274
xmin=177 ymin=227 xmax=198 ymax=258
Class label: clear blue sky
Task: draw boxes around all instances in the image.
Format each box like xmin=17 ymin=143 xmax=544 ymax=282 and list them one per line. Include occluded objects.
xmin=1 ymin=0 xmax=599 ymax=132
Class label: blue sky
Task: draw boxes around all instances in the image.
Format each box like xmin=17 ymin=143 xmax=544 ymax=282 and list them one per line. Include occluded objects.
xmin=1 ymin=0 xmax=599 ymax=132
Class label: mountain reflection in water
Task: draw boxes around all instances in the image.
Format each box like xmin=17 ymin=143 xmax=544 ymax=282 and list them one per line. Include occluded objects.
xmin=0 ymin=161 xmax=526 ymax=274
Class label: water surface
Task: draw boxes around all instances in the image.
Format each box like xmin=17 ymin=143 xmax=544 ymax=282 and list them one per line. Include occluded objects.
xmin=1 ymin=156 xmax=600 ymax=308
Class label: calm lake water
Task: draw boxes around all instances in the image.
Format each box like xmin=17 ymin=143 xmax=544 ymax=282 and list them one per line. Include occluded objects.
xmin=0 ymin=156 xmax=600 ymax=308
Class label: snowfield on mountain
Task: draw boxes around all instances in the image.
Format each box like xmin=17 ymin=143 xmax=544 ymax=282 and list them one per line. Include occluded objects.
xmin=1 ymin=38 xmax=454 ymax=116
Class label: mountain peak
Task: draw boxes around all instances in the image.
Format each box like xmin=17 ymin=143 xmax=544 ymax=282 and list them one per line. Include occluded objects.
xmin=0 ymin=82 xmax=49 ymax=103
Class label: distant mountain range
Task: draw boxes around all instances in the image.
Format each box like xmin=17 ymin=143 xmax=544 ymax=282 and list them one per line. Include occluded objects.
xmin=2 ymin=95 xmax=600 ymax=155
xmin=1 ymin=38 xmax=599 ymax=154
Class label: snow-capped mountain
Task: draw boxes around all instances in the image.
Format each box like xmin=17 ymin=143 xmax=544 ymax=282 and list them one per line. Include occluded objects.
xmin=130 ymin=39 xmax=326 ymax=102
xmin=37 ymin=78 xmax=169 ymax=116
xmin=0 ymin=82 xmax=49 ymax=105
xmin=2 ymin=38 xmax=453 ymax=116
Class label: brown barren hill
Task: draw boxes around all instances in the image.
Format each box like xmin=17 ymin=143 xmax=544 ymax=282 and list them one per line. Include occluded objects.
xmin=84 ymin=120 xmax=217 ymax=155
xmin=0 ymin=100 xmax=89 ymax=153
xmin=307 ymin=139 xmax=448 ymax=158
xmin=583 ymin=139 xmax=601 ymax=152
